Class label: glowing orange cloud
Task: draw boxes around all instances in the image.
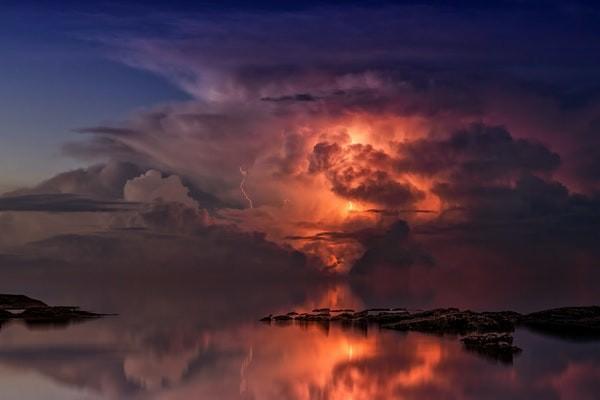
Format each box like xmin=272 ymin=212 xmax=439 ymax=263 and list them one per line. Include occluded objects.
xmin=218 ymin=111 xmax=443 ymax=272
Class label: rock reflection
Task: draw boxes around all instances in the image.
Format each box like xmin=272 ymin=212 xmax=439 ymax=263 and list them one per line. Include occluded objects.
xmin=0 ymin=280 xmax=599 ymax=399
xmin=2 ymin=304 xmax=600 ymax=399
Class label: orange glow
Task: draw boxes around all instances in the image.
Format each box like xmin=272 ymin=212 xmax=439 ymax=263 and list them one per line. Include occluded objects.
xmin=333 ymin=112 xmax=430 ymax=150
xmin=237 ymin=322 xmax=448 ymax=400
xmin=347 ymin=344 xmax=354 ymax=361
xmin=220 ymin=112 xmax=440 ymax=272
xmin=392 ymin=341 xmax=443 ymax=386
xmin=240 ymin=285 xmax=447 ymax=399
xmin=293 ymin=284 xmax=364 ymax=313
xmin=290 ymin=113 xmax=439 ymax=269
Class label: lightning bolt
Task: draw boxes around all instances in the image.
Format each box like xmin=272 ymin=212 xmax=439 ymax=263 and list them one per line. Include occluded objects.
xmin=239 ymin=166 xmax=254 ymax=209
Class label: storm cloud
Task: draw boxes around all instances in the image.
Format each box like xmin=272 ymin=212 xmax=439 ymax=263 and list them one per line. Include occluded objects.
xmin=3 ymin=1 xmax=600 ymax=277
xmin=0 ymin=193 xmax=137 ymax=213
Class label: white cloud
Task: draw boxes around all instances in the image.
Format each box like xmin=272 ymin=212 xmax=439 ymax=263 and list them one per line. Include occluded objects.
xmin=124 ymin=170 xmax=198 ymax=209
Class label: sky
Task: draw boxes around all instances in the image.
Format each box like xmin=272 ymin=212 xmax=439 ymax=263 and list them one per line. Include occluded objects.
xmin=2 ymin=0 xmax=599 ymax=187
xmin=0 ymin=2 xmax=191 ymax=189
xmin=1 ymin=0 xmax=600 ymax=308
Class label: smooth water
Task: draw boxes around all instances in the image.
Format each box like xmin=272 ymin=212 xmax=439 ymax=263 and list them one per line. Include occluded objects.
xmin=1 ymin=280 xmax=599 ymax=400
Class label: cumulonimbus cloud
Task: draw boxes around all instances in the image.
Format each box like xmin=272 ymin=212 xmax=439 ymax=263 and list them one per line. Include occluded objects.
xmin=5 ymin=3 xmax=600 ymax=273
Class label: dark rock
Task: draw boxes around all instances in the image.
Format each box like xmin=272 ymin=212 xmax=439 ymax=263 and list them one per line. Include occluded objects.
xmin=481 ymin=311 xmax=523 ymax=324
xmin=259 ymin=308 xmax=520 ymax=335
xmin=367 ymin=311 xmax=411 ymax=324
xmin=259 ymin=314 xmax=273 ymax=322
xmin=352 ymin=309 xmax=398 ymax=319
xmin=297 ymin=313 xmax=330 ymax=321
xmin=273 ymin=314 xmax=293 ymax=321
xmin=19 ymin=306 xmax=102 ymax=321
xmin=258 ymin=305 xmax=600 ymax=364
xmin=286 ymin=311 xmax=299 ymax=316
xmin=382 ymin=309 xmax=517 ymax=334
xmin=461 ymin=332 xmax=522 ymax=364
xmin=330 ymin=312 xmax=354 ymax=321
xmin=19 ymin=306 xmax=104 ymax=329
xmin=522 ymin=306 xmax=600 ymax=338
xmin=352 ymin=310 xmax=369 ymax=318
xmin=462 ymin=332 xmax=514 ymax=346
xmin=0 ymin=294 xmax=110 ymax=329
xmin=0 ymin=294 xmax=47 ymax=310
xmin=409 ymin=308 xmax=460 ymax=318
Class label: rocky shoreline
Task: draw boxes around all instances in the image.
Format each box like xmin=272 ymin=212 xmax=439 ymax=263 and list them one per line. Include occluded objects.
xmin=0 ymin=294 xmax=110 ymax=327
xmin=260 ymin=306 xmax=600 ymax=363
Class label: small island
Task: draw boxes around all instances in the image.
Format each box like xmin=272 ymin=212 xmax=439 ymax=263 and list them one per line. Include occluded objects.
xmin=260 ymin=306 xmax=600 ymax=363
xmin=0 ymin=294 xmax=110 ymax=327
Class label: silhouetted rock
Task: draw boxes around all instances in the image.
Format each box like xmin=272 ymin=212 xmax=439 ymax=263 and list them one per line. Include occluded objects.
xmin=0 ymin=294 xmax=47 ymax=310
xmin=261 ymin=307 xmax=521 ymax=333
xmin=366 ymin=310 xmax=411 ymax=323
xmin=330 ymin=312 xmax=354 ymax=321
xmin=296 ymin=313 xmax=330 ymax=321
xmin=382 ymin=309 xmax=517 ymax=334
xmin=0 ymin=294 xmax=110 ymax=328
xmin=259 ymin=305 xmax=600 ymax=364
xmin=273 ymin=314 xmax=293 ymax=321
xmin=352 ymin=309 xmax=396 ymax=318
xmin=19 ymin=306 xmax=102 ymax=322
xmin=461 ymin=332 xmax=522 ymax=364
xmin=522 ymin=306 xmax=600 ymax=338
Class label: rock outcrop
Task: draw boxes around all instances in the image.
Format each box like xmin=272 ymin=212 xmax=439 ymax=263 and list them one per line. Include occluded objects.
xmin=261 ymin=307 xmax=522 ymax=333
xmin=0 ymin=294 xmax=48 ymax=310
xmin=522 ymin=306 xmax=600 ymax=338
xmin=0 ymin=294 xmax=109 ymax=328
xmin=260 ymin=305 xmax=600 ymax=364
xmin=461 ymin=332 xmax=522 ymax=363
xmin=381 ymin=309 xmax=519 ymax=334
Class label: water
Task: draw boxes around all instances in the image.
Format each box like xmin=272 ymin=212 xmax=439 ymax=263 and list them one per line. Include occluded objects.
xmin=1 ymin=281 xmax=599 ymax=400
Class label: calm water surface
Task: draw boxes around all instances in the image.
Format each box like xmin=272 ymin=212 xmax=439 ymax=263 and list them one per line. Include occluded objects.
xmin=0 ymin=281 xmax=599 ymax=400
